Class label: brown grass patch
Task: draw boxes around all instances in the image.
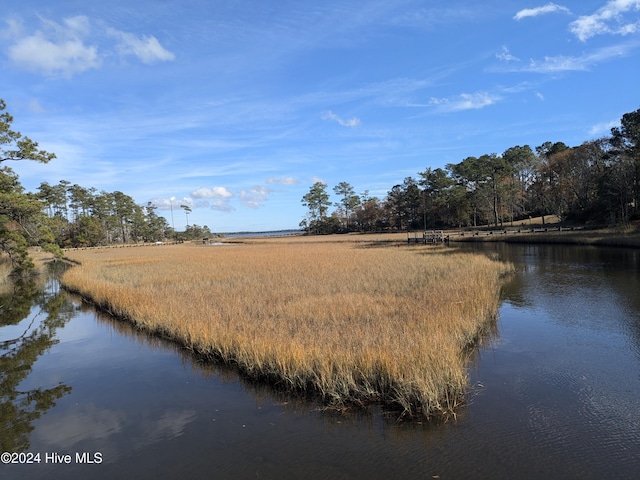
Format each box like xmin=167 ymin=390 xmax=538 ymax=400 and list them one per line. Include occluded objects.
xmin=61 ymin=240 xmax=510 ymax=419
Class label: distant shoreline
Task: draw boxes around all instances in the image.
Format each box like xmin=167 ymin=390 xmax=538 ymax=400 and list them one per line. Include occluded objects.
xmin=224 ymin=229 xmax=302 ymax=238
xmin=446 ymin=223 xmax=640 ymax=249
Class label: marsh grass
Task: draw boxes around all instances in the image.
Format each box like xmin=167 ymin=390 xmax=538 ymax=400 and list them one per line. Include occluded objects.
xmin=61 ymin=239 xmax=510 ymax=419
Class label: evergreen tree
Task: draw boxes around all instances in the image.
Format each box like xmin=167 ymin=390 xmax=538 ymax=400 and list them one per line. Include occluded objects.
xmin=0 ymin=100 xmax=58 ymax=274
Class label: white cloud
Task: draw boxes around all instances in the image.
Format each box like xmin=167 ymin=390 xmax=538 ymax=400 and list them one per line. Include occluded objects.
xmin=6 ymin=15 xmax=100 ymax=77
xmin=179 ymin=198 xmax=195 ymax=208
xmin=239 ymin=186 xmax=271 ymax=208
xmin=34 ymin=404 xmax=124 ymax=449
xmin=321 ymin=110 xmax=361 ymax=127
xmin=570 ymin=0 xmax=640 ymax=41
xmin=266 ymin=176 xmax=300 ymax=185
xmin=514 ymin=3 xmax=571 ymax=21
xmin=589 ymin=119 xmax=619 ymax=136
xmin=107 ymin=28 xmax=175 ymax=63
xmin=4 ymin=15 xmax=175 ymax=77
xmin=191 ymin=186 xmax=233 ymax=198
xmin=428 ymin=91 xmax=498 ymax=112
xmin=61 ymin=15 xmax=91 ymax=36
xmin=136 ymin=410 xmax=197 ymax=449
xmin=150 ymin=196 xmax=195 ymax=210
xmin=1 ymin=18 xmax=23 ymax=40
xmin=496 ymin=46 xmax=520 ymax=62
xmin=536 ymin=92 xmax=545 ymax=100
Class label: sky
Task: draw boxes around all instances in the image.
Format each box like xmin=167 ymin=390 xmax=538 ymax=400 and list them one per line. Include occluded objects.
xmin=1 ymin=1 xmax=639 ymax=232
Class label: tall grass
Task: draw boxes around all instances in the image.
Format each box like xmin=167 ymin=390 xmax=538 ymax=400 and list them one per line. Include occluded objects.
xmin=61 ymin=240 xmax=510 ymax=418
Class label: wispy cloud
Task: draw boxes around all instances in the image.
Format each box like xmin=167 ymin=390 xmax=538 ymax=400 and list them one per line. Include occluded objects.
xmin=266 ymin=176 xmax=300 ymax=185
xmin=514 ymin=3 xmax=571 ymax=21
xmin=3 ymin=15 xmax=174 ymax=77
xmin=239 ymin=186 xmax=271 ymax=208
xmin=321 ymin=110 xmax=361 ymax=127
xmin=191 ymin=186 xmax=233 ymax=199
xmin=211 ymin=200 xmax=234 ymax=212
xmin=527 ymin=54 xmax=589 ymax=72
xmin=303 ymin=74 xmax=450 ymax=110
xmin=589 ymin=119 xmax=619 ymax=136
xmin=570 ymin=0 xmax=640 ymax=41
xmin=496 ymin=46 xmax=520 ymax=62
xmin=428 ymin=91 xmax=498 ymax=112
xmin=107 ymin=28 xmax=175 ymax=64
xmin=1 ymin=18 xmax=23 ymax=40
xmin=498 ymin=41 xmax=639 ymax=73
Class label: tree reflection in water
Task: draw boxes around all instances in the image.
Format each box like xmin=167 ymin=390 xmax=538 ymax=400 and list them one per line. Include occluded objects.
xmin=0 ymin=266 xmax=74 ymax=452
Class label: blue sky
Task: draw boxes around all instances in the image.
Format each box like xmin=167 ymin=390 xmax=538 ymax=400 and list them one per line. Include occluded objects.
xmin=2 ymin=1 xmax=639 ymax=232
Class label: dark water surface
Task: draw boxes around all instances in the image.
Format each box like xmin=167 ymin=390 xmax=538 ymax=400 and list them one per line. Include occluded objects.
xmin=1 ymin=244 xmax=639 ymax=479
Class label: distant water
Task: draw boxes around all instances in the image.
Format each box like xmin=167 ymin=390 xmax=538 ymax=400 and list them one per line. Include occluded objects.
xmin=224 ymin=229 xmax=302 ymax=238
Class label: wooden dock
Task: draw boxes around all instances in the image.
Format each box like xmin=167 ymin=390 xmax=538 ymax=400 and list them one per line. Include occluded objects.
xmin=407 ymin=230 xmax=445 ymax=244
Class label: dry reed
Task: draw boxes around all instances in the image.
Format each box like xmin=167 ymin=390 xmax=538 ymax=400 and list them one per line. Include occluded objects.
xmin=61 ymin=239 xmax=510 ymax=418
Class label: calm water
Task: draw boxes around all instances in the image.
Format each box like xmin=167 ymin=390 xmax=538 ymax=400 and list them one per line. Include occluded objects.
xmin=1 ymin=244 xmax=639 ymax=479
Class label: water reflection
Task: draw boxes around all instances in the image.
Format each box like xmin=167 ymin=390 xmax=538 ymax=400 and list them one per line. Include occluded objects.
xmin=463 ymin=243 xmax=640 ymax=478
xmin=0 ymin=266 xmax=74 ymax=453
xmin=488 ymin=244 xmax=640 ymax=356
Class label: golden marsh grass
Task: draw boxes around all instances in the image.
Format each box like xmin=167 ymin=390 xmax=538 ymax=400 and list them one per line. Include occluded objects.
xmin=61 ymin=239 xmax=510 ymax=418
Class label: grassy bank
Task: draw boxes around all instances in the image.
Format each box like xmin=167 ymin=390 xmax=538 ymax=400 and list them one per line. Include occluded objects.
xmin=449 ymin=223 xmax=640 ymax=248
xmin=61 ymin=239 xmax=510 ymax=419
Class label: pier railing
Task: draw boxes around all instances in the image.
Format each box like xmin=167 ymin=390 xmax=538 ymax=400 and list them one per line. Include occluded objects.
xmin=407 ymin=230 xmax=445 ymax=244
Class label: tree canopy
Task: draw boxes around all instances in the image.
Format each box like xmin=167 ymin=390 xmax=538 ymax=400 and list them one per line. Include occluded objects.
xmin=1 ymin=101 xmax=59 ymax=274
xmin=0 ymin=100 xmax=198 ymax=275
xmin=301 ymin=107 xmax=640 ymax=233
xmin=0 ymin=100 xmax=56 ymax=165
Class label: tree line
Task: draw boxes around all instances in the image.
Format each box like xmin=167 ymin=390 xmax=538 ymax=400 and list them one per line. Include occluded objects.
xmin=301 ymin=108 xmax=640 ymax=234
xmin=2 ymin=98 xmax=639 ymax=273
xmin=0 ymin=99 xmax=212 ymax=274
